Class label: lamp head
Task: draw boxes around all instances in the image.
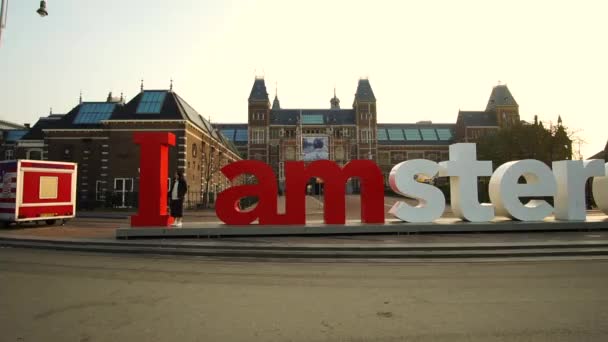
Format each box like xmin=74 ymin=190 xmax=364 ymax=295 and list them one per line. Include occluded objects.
xmin=36 ymin=0 xmax=48 ymax=17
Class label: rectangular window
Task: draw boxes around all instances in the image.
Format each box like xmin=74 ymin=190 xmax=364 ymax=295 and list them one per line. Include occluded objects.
xmin=425 ymin=152 xmax=439 ymax=161
xmin=235 ymin=129 xmax=248 ymax=142
xmin=391 ymin=152 xmax=405 ymax=163
xmin=420 ymin=129 xmax=438 ymax=141
xmin=251 ymin=128 xmax=265 ymax=144
xmin=388 ymin=129 xmax=404 ymax=141
xmin=436 ymin=128 xmax=453 ymax=141
xmin=270 ymin=129 xmax=280 ymax=139
xmin=360 ymin=128 xmax=372 ymax=143
xmin=285 ymin=146 xmax=296 ymax=160
xmin=302 ymin=114 xmax=324 ymax=124
xmin=4 ymin=149 xmax=14 ymax=160
xmin=404 ymin=129 xmax=422 ymax=141
xmin=377 ymin=129 xmax=388 ymax=141
xmin=407 ymin=152 xmax=424 ymax=160
xmin=74 ymin=103 xmax=116 ymax=124
xmin=136 ymin=91 xmax=167 ymax=114
xmin=220 ymin=129 xmax=235 ymax=141
xmin=96 ymin=181 xmax=104 ymax=201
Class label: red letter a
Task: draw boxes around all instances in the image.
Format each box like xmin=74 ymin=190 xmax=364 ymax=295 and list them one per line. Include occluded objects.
xmin=215 ymin=160 xmax=278 ymax=225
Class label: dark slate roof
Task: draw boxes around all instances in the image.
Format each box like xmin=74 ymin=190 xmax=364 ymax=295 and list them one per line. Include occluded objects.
xmin=486 ymin=85 xmax=518 ymax=111
xmin=354 ymin=79 xmax=376 ymax=102
xmin=589 ymin=150 xmax=606 ymax=160
xmin=21 ymin=114 xmax=65 ymax=140
xmin=270 ymin=109 xmax=356 ymax=125
xmin=37 ymin=91 xmax=240 ymax=156
xmin=111 ymin=91 xmax=177 ymax=122
xmin=589 ymin=140 xmax=608 ymax=160
xmin=110 ymin=90 xmax=216 ymax=138
xmin=249 ymin=78 xmax=269 ymax=102
xmin=111 ymin=90 xmax=238 ymax=155
xmin=42 ymin=101 xmax=117 ymax=131
xmin=213 ymin=123 xmax=248 ymax=146
xmin=377 ymin=123 xmax=456 ymax=146
xmin=2 ymin=129 xmax=28 ymax=142
xmin=457 ymin=110 xmax=498 ymax=127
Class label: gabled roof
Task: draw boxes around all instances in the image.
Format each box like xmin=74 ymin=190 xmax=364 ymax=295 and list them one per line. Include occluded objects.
xmin=486 ymin=85 xmax=518 ymax=111
xmin=457 ymin=110 xmax=498 ymax=127
xmin=32 ymin=90 xmax=240 ymax=156
xmin=270 ymin=109 xmax=356 ymax=125
xmin=354 ymin=79 xmax=376 ymax=102
xmin=249 ymin=78 xmax=269 ymax=102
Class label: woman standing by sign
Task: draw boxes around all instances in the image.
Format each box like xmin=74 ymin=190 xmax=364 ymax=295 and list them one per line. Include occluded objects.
xmin=169 ymin=170 xmax=188 ymax=227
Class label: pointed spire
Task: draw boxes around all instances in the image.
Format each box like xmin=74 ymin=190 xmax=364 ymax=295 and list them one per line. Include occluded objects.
xmin=120 ymin=92 xmax=124 ymax=104
xmin=49 ymin=107 xmax=53 ymax=115
xmin=79 ymin=90 xmax=82 ymax=104
xmin=107 ymin=91 xmax=113 ymax=102
xmin=170 ymin=78 xmax=173 ymax=92
xmin=534 ymin=115 xmax=538 ymax=125
xmin=140 ymin=79 xmax=144 ymax=92
xmin=272 ymin=81 xmax=281 ymax=110
xmin=558 ymin=115 xmax=563 ymax=126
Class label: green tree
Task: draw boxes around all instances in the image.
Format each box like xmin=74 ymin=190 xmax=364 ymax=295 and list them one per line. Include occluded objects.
xmin=476 ymin=119 xmax=573 ymax=168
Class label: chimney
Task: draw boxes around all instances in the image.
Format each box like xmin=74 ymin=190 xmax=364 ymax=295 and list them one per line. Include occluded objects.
xmin=24 ymin=123 xmax=31 ymax=129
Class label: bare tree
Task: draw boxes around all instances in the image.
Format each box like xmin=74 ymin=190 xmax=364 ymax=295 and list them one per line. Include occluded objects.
xmin=201 ymin=145 xmax=223 ymax=208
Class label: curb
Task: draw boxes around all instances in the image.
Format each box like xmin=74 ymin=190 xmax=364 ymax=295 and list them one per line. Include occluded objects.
xmin=3 ymin=236 xmax=608 ymax=259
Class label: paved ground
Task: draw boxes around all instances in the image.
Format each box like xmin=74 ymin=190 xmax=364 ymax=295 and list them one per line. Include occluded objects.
xmin=1 ymin=248 xmax=608 ymax=341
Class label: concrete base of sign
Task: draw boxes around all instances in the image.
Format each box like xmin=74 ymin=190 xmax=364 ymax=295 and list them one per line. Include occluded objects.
xmin=116 ymin=215 xmax=608 ymax=239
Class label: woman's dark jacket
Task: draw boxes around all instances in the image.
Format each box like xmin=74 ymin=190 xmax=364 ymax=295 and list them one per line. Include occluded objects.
xmin=169 ymin=179 xmax=188 ymax=200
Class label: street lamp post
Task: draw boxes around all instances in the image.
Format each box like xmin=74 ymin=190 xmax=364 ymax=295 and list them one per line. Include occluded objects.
xmin=0 ymin=0 xmax=48 ymax=46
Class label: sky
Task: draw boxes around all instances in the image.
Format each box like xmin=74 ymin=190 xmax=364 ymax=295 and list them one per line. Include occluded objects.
xmin=0 ymin=0 xmax=607 ymax=158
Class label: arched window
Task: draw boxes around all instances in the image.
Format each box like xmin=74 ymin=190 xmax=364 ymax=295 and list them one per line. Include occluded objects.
xmin=192 ymin=143 xmax=198 ymax=157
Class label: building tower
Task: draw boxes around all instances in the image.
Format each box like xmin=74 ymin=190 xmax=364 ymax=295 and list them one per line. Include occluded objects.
xmin=353 ymin=78 xmax=377 ymax=161
xmin=486 ymin=84 xmax=519 ymax=127
xmin=330 ymin=88 xmax=340 ymax=109
xmin=248 ymin=77 xmax=271 ymax=163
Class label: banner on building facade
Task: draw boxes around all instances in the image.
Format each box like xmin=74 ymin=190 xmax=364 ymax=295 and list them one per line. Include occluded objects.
xmin=302 ymin=136 xmax=329 ymax=161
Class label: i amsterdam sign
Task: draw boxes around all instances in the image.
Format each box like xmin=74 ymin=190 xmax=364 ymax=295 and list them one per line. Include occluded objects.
xmin=130 ymin=132 xmax=608 ymax=227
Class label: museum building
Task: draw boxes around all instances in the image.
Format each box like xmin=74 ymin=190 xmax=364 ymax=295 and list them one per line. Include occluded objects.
xmin=215 ymin=78 xmax=520 ymax=190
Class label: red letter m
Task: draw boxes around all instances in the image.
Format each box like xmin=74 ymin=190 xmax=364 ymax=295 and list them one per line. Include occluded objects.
xmin=216 ymin=159 xmax=385 ymax=225
xmin=283 ymin=160 xmax=385 ymax=225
